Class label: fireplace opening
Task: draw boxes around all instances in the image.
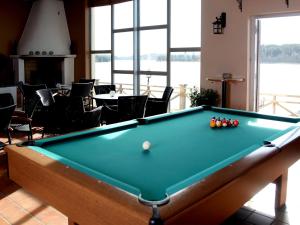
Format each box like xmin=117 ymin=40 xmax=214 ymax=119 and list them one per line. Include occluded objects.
xmin=24 ymin=57 xmax=63 ymax=88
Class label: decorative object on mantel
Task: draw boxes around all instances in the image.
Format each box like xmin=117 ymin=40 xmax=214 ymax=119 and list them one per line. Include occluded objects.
xmin=206 ymin=74 xmax=244 ymax=108
xmin=212 ymin=12 xmax=226 ymax=34
xmin=236 ymin=0 xmax=242 ymax=12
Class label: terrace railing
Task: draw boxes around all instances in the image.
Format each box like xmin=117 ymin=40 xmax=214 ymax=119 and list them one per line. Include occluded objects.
xmin=96 ymin=82 xmax=191 ymax=111
xmin=259 ymin=93 xmax=300 ymax=117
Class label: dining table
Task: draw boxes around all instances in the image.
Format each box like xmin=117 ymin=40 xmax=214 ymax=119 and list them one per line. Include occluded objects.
xmin=92 ymin=93 xmax=128 ymax=106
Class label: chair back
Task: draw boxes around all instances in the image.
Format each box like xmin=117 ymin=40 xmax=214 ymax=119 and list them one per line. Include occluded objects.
xmin=0 ymin=93 xmax=14 ymax=107
xmin=23 ymin=84 xmax=47 ymax=97
xmin=79 ymin=78 xmax=95 ymax=86
xmin=22 ymin=84 xmax=47 ymax=118
xmin=70 ymin=83 xmax=93 ymax=98
xmin=36 ymin=89 xmax=55 ymax=107
xmin=17 ymin=81 xmax=25 ymax=96
xmin=145 ymin=86 xmax=173 ymax=117
xmin=162 ymin=86 xmax=174 ymax=101
xmin=94 ymin=85 xmax=116 ymax=95
xmin=0 ymin=104 xmax=16 ymax=131
xmin=118 ymin=95 xmax=148 ymax=121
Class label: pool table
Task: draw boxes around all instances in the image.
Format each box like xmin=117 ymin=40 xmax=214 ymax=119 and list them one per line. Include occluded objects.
xmin=5 ymin=106 xmax=300 ymax=225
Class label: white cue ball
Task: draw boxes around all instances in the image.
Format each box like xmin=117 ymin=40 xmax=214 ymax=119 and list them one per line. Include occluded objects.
xmin=142 ymin=141 xmax=151 ymax=151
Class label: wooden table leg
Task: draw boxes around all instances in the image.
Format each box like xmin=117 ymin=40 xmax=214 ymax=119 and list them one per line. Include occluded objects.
xmin=274 ymin=171 xmax=288 ymax=209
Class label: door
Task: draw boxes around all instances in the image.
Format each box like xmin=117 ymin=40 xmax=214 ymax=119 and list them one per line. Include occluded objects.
xmin=253 ymin=15 xmax=300 ymax=117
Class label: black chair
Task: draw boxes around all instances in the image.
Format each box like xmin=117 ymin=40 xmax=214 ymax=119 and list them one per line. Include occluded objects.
xmin=0 ymin=104 xmax=16 ymax=144
xmin=57 ymin=94 xmax=102 ymax=131
xmin=0 ymin=93 xmax=14 ymax=107
xmin=36 ymin=89 xmax=60 ymax=137
xmin=94 ymin=85 xmax=116 ymax=95
xmin=70 ymin=82 xmax=93 ymax=97
xmin=70 ymin=82 xmax=94 ymax=109
xmin=101 ymin=95 xmax=148 ymax=125
xmin=11 ymin=84 xmax=46 ymax=140
xmin=145 ymin=86 xmax=174 ymax=117
xmin=17 ymin=81 xmax=25 ymax=110
xmin=0 ymin=93 xmax=15 ymax=144
xmin=79 ymin=78 xmax=96 ymax=87
xmin=94 ymin=85 xmax=116 ymax=107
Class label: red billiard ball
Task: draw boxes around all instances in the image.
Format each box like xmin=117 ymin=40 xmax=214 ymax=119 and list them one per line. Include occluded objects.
xmin=222 ymin=118 xmax=227 ymax=127
xmin=233 ymin=120 xmax=239 ymax=127
xmin=227 ymin=119 xmax=233 ymax=127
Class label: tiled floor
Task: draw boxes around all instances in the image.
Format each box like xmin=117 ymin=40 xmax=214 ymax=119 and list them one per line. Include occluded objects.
xmin=1 ymin=133 xmax=300 ymax=225
xmin=222 ymin=160 xmax=300 ymax=225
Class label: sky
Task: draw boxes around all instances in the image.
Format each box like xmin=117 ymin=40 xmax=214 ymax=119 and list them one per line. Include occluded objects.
xmin=260 ymin=15 xmax=300 ymax=45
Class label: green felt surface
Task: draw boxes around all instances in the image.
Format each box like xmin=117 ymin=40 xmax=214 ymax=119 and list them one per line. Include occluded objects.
xmin=32 ymin=107 xmax=299 ymax=201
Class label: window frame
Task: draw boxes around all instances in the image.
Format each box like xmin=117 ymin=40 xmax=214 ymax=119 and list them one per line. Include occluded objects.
xmin=90 ymin=0 xmax=201 ymax=95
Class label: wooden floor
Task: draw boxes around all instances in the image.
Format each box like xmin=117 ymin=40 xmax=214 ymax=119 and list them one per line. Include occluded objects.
xmin=0 ymin=132 xmax=300 ymax=225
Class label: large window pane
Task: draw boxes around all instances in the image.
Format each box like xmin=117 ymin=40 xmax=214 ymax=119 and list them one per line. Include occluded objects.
xmin=140 ymin=29 xmax=167 ymax=72
xmin=114 ymin=32 xmax=133 ymax=70
xmin=114 ymin=2 xmax=133 ymax=29
xmin=140 ymin=0 xmax=167 ymax=27
xmin=171 ymin=52 xmax=200 ymax=88
xmin=91 ymin=54 xmax=111 ymax=83
xmin=171 ymin=52 xmax=200 ymax=109
xmin=114 ymin=73 xmax=133 ymax=95
xmin=171 ymin=0 xmax=201 ymax=48
xmin=91 ymin=6 xmax=111 ymax=50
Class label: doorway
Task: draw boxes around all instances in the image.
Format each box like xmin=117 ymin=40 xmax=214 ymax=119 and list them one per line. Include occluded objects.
xmin=252 ymin=15 xmax=300 ymax=117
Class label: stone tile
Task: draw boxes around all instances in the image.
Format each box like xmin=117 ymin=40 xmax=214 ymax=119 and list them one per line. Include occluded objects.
xmin=0 ymin=196 xmax=42 ymax=225
xmin=234 ymin=207 xmax=254 ymax=221
xmin=0 ymin=215 xmax=10 ymax=225
xmin=271 ymin=220 xmax=288 ymax=225
xmin=34 ymin=206 xmax=68 ymax=225
xmin=245 ymin=212 xmax=274 ymax=225
xmin=8 ymin=189 xmax=44 ymax=213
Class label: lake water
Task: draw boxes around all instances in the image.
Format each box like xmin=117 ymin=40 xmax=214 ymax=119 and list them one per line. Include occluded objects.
xmin=260 ymin=63 xmax=300 ymax=95
xmin=259 ymin=63 xmax=300 ymax=116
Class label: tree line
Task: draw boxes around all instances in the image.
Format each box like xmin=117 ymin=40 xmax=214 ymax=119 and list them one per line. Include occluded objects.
xmin=95 ymin=53 xmax=200 ymax=62
xmin=261 ymin=44 xmax=300 ymax=63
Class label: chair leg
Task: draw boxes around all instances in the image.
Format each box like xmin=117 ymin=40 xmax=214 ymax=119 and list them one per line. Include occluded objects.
xmin=29 ymin=123 xmax=33 ymax=140
xmin=42 ymin=129 xmax=45 ymax=138
xmin=6 ymin=130 xmax=12 ymax=144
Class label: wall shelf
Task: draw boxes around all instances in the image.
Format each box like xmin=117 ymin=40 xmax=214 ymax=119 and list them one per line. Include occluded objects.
xmin=206 ymin=76 xmax=245 ymax=108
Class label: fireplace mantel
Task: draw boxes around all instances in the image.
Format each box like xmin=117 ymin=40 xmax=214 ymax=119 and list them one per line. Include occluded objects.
xmin=11 ymin=55 xmax=76 ymax=58
xmin=11 ymin=54 xmax=76 ymax=86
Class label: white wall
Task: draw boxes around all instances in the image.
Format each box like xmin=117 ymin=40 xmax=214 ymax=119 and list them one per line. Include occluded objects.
xmin=18 ymin=0 xmax=71 ymax=55
xmin=202 ymin=0 xmax=300 ymax=109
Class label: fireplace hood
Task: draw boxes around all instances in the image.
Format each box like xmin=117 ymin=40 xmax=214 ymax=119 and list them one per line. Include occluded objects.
xmin=18 ymin=0 xmax=71 ymax=56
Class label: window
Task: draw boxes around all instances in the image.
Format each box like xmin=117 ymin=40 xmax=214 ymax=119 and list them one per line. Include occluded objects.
xmin=114 ymin=32 xmax=133 ymax=71
xmin=90 ymin=0 xmax=201 ymax=110
xmin=140 ymin=29 xmax=167 ymax=72
xmin=91 ymin=6 xmax=111 ymax=83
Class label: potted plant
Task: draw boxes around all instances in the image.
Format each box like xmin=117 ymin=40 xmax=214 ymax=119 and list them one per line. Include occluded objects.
xmin=189 ymin=87 xmax=220 ymax=107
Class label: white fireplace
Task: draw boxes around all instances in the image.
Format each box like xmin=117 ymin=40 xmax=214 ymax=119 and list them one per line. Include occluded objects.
xmin=12 ymin=0 xmax=76 ymax=86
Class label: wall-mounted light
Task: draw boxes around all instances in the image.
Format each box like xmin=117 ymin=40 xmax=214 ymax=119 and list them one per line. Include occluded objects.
xmin=212 ymin=12 xmax=226 ymax=34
